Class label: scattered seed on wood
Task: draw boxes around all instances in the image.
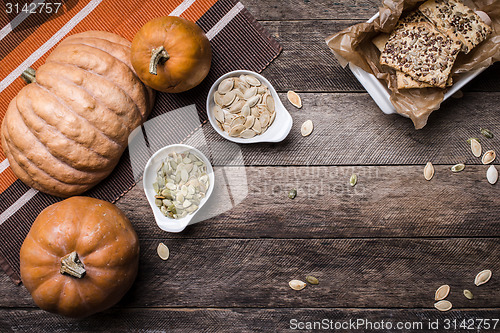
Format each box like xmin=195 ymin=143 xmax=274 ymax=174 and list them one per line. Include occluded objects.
xmin=470 ymin=138 xmax=482 ymax=158
xmin=434 ymin=300 xmax=452 ymax=312
xmin=306 ymin=275 xmax=319 ymax=285
xmin=350 ymin=174 xmax=357 ymax=187
xmin=474 ymin=269 xmax=492 ymax=286
xmin=424 ymin=162 xmax=434 ymax=181
xmin=487 ymin=165 xmax=498 ymax=185
xmin=467 ymin=138 xmax=481 ymax=145
xmin=289 ymin=280 xmax=306 ymax=291
xmin=157 ymin=243 xmax=170 ymax=260
xmin=288 ymin=188 xmax=297 ymax=199
xmin=287 ymin=91 xmax=302 ymax=108
xmin=463 ymin=289 xmax=473 ymax=299
xmin=301 ymin=120 xmax=314 ymax=137
xmin=480 ymin=128 xmax=494 ymax=139
xmin=435 ymin=284 xmax=450 ymax=301
xmin=451 ymin=163 xmax=465 ymax=172
xmin=482 ymin=150 xmax=496 ymax=165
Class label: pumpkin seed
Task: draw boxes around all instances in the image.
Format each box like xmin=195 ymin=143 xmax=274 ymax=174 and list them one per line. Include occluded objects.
xmin=218 ymin=78 xmax=234 ymax=94
xmin=424 ymin=162 xmax=434 ymax=180
xmin=435 ymin=284 xmax=450 ymax=301
xmin=157 ymin=243 xmax=170 ymax=260
xmin=434 ymin=300 xmax=452 ymax=312
xmin=266 ymin=94 xmax=275 ymax=112
xmin=222 ymin=90 xmax=237 ymax=106
xmin=244 ymin=75 xmax=261 ymax=87
xmin=214 ymin=92 xmax=224 ymax=106
xmin=240 ymin=129 xmax=257 ymax=139
xmin=474 ymin=269 xmax=492 ymax=286
xmin=252 ymin=119 xmax=262 ymax=134
xmin=305 ymin=275 xmax=319 ymax=285
xmin=350 ymin=174 xmax=357 ymax=187
xmin=240 ymin=104 xmax=251 ymax=117
xmin=288 ymin=188 xmax=297 ymax=199
xmin=229 ymin=100 xmax=245 ymax=114
xmin=229 ymin=124 xmax=245 ymax=137
xmin=289 ymin=280 xmax=306 ymax=291
xmin=243 ymin=115 xmax=255 ymax=129
xmin=480 ymin=128 xmax=494 ymax=139
xmin=463 ymin=289 xmax=473 ymax=299
xmin=486 ymin=165 xmax=498 ymax=185
xmin=482 ymin=150 xmax=496 ymax=165
xmin=301 ymin=120 xmax=313 ymax=137
xmin=467 ymin=138 xmax=481 ymax=145
xmin=246 ymin=95 xmax=260 ymax=108
xmin=287 ymin=91 xmax=302 ymax=108
xmin=451 ymin=163 xmax=465 ymax=172
xmin=470 ymin=139 xmax=482 ymax=158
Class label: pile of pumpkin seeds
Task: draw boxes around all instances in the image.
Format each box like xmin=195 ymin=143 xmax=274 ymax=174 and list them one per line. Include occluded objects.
xmin=213 ymin=74 xmax=276 ymax=138
xmin=433 ymin=269 xmax=492 ymax=312
xmin=152 ymin=151 xmax=209 ymax=219
xmin=423 ymin=128 xmax=497 ymax=184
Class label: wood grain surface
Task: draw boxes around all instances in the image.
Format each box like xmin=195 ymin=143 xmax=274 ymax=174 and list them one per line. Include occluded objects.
xmin=189 ymin=93 xmax=500 ymax=165
xmin=113 ymin=166 xmax=500 ymax=239
xmin=1 ymin=239 xmax=498 ymax=308
xmin=1 ymin=308 xmax=498 ymax=333
xmin=1 ymin=0 xmax=499 ymax=331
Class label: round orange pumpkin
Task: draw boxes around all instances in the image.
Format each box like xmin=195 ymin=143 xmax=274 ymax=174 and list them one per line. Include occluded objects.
xmin=20 ymin=197 xmax=140 ymax=318
xmin=131 ymin=16 xmax=212 ymax=93
xmin=1 ymin=31 xmax=154 ymax=198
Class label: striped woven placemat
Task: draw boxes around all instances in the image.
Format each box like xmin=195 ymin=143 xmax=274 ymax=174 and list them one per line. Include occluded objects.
xmin=0 ymin=0 xmax=282 ymax=283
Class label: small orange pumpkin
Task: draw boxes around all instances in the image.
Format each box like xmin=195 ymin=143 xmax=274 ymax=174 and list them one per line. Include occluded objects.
xmin=131 ymin=16 xmax=212 ymax=93
xmin=20 ymin=197 xmax=140 ymax=318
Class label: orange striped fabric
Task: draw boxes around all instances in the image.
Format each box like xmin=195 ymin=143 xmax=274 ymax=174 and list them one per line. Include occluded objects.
xmin=0 ymin=0 xmax=216 ymax=194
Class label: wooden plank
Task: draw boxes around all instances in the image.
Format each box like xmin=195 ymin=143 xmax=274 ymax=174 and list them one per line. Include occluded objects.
xmin=198 ymin=93 xmax=500 ymax=165
xmin=1 ymin=239 xmax=498 ymax=308
xmin=117 ymin=165 xmax=500 ymax=239
xmin=257 ymin=20 xmax=500 ymax=93
xmin=241 ymin=0 xmax=380 ymax=21
xmin=1 ymin=307 xmax=499 ymax=332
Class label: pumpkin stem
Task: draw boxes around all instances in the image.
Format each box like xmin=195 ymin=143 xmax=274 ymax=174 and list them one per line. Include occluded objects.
xmin=60 ymin=251 xmax=86 ymax=278
xmin=21 ymin=67 xmax=36 ymax=84
xmin=149 ymin=46 xmax=170 ymax=75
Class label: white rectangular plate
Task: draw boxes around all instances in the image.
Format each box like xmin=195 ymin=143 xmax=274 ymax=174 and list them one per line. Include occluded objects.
xmin=350 ymin=12 xmax=486 ymax=115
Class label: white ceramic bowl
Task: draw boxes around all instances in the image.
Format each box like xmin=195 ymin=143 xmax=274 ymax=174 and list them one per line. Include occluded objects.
xmin=206 ymin=70 xmax=293 ymax=143
xmin=143 ymin=144 xmax=215 ymax=233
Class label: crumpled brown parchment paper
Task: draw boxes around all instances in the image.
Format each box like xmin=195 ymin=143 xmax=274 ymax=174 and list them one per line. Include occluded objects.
xmin=326 ymin=0 xmax=500 ymax=129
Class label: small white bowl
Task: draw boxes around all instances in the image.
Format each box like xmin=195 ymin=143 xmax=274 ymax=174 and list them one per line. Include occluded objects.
xmin=206 ymin=70 xmax=293 ymax=143
xmin=143 ymin=144 xmax=215 ymax=233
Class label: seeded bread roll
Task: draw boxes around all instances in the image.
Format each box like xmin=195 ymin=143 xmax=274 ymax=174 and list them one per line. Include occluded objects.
xmin=380 ymin=22 xmax=461 ymax=88
xmin=419 ymin=0 xmax=492 ymax=54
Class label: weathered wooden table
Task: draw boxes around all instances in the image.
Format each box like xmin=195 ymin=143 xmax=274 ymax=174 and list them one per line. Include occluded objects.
xmin=1 ymin=1 xmax=499 ymax=331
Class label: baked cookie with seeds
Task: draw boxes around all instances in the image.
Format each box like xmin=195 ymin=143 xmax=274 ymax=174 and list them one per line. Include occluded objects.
xmin=380 ymin=22 xmax=461 ymax=88
xmin=419 ymin=0 xmax=492 ymax=53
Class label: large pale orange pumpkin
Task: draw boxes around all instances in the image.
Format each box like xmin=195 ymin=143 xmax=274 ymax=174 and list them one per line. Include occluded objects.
xmin=131 ymin=16 xmax=212 ymax=93
xmin=1 ymin=31 xmax=154 ymax=197
xmin=20 ymin=197 xmax=140 ymax=318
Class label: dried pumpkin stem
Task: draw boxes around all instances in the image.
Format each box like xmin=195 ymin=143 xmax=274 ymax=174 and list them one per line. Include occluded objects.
xmin=60 ymin=251 xmax=86 ymax=278
xmin=21 ymin=67 xmax=36 ymax=84
xmin=149 ymin=46 xmax=170 ymax=75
